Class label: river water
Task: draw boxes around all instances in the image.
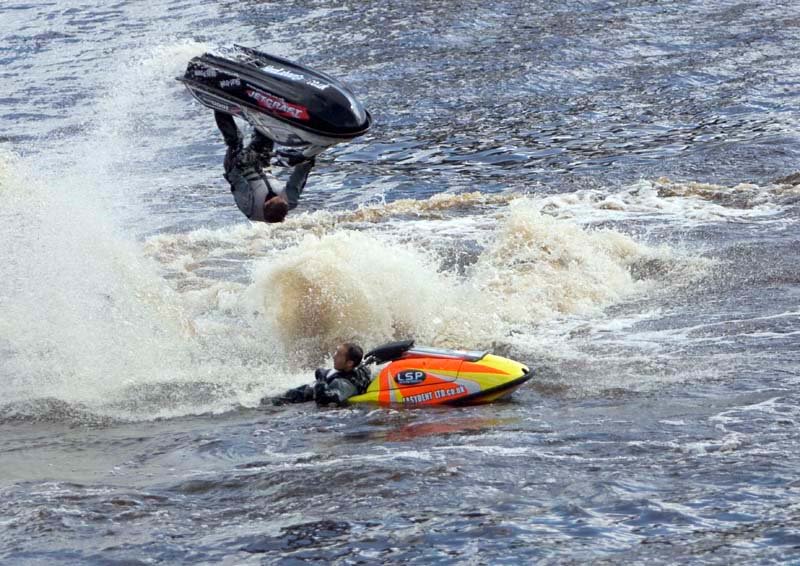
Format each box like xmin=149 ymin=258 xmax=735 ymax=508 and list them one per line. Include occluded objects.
xmin=2 ymin=1 xmax=799 ymax=564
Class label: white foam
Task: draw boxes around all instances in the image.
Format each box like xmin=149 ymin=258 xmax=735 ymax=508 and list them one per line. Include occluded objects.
xmin=534 ymin=179 xmax=793 ymax=227
xmin=233 ymin=198 xmax=655 ymax=360
xmin=0 ymin=152 xmax=193 ymax=399
xmin=0 ymin=146 xmax=300 ymax=419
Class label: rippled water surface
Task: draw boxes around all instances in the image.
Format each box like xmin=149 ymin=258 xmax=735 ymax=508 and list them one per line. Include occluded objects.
xmin=1 ymin=0 xmax=800 ymax=564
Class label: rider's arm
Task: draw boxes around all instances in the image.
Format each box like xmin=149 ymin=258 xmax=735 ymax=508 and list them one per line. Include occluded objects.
xmin=314 ymin=377 xmax=358 ymax=407
xmin=283 ymin=159 xmax=315 ymax=210
xmin=214 ymin=111 xmax=242 ymax=149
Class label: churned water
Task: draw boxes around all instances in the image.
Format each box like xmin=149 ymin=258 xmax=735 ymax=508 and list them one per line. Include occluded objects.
xmin=1 ymin=1 xmax=799 ymax=563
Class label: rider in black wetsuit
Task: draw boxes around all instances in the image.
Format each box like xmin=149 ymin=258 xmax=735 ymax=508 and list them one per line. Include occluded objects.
xmin=214 ymin=111 xmax=315 ymax=223
xmin=269 ymin=343 xmax=372 ymax=407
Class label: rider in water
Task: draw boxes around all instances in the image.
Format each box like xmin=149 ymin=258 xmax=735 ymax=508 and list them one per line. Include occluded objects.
xmin=269 ymin=343 xmax=372 ymax=407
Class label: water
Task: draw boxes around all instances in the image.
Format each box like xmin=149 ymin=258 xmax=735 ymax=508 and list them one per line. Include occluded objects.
xmin=1 ymin=0 xmax=799 ymax=563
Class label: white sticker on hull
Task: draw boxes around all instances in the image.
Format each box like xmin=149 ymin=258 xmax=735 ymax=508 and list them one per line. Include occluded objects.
xmin=261 ymin=64 xmax=329 ymax=91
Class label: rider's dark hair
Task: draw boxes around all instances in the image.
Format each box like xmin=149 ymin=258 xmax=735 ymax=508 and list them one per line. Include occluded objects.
xmin=263 ymin=197 xmax=289 ymax=223
xmin=343 ymin=343 xmax=363 ymax=366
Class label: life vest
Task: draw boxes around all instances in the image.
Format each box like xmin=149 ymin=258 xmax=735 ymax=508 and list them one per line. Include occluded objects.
xmin=234 ymin=167 xmax=284 ymax=222
xmin=322 ymin=365 xmax=372 ymax=394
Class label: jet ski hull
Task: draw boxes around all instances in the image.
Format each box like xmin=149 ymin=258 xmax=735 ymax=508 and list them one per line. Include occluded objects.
xmin=349 ymin=345 xmax=532 ymax=407
xmin=179 ymin=45 xmax=371 ymax=152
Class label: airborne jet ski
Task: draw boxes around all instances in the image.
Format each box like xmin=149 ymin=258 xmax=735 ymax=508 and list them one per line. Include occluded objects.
xmin=349 ymin=340 xmax=532 ymax=407
xmin=178 ymin=45 xmax=371 ymax=158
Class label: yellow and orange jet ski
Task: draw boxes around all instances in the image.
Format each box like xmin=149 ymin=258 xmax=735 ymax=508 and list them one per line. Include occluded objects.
xmin=348 ymin=340 xmax=532 ymax=407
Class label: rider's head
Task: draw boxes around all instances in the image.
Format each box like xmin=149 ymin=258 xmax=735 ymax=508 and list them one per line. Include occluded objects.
xmin=263 ymin=195 xmax=289 ymax=223
xmin=334 ymin=342 xmax=363 ymax=372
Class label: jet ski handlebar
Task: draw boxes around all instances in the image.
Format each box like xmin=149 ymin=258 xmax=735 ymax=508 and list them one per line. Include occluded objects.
xmin=363 ymin=339 xmax=415 ymax=365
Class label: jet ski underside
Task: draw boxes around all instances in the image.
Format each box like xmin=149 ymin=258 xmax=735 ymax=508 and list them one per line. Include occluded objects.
xmin=179 ymin=46 xmax=371 ymax=151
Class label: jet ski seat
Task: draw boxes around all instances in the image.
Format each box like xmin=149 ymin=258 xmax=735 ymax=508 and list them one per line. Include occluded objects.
xmin=364 ymin=339 xmax=415 ymax=364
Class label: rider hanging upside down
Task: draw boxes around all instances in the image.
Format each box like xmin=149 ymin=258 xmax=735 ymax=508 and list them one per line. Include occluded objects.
xmin=214 ymin=110 xmax=317 ymax=223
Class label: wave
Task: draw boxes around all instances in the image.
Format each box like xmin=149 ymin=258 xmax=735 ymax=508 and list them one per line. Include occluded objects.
xmin=654 ymin=177 xmax=800 ymax=210
xmin=242 ymin=196 xmax=664 ymax=360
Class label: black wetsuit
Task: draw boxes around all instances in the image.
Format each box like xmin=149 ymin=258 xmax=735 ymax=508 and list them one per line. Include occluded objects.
xmin=214 ymin=111 xmax=314 ymax=221
xmin=272 ymin=365 xmax=372 ymax=407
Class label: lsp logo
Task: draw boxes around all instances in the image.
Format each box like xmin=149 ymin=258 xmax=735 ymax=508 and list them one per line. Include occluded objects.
xmin=395 ymin=370 xmax=426 ymax=385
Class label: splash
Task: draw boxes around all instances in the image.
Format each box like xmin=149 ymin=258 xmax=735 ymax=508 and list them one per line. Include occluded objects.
xmin=465 ymin=199 xmax=646 ymax=324
xmin=245 ymin=196 xmax=654 ymax=358
xmin=244 ymin=231 xmax=457 ymax=361
xmin=0 ymin=149 xmax=310 ymax=421
xmin=341 ymin=191 xmax=519 ymax=223
xmin=0 ymin=40 xmax=309 ymax=421
xmin=3 ymin=149 xmax=210 ymax=378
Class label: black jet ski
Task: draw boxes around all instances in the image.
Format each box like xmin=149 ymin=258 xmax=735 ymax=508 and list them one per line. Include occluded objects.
xmin=178 ymin=45 xmax=371 ymax=156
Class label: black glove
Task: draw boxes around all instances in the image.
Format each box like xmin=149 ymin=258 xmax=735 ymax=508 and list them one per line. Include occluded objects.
xmin=234 ymin=147 xmax=260 ymax=167
xmin=314 ymin=381 xmax=341 ymax=407
xmin=315 ymin=368 xmax=329 ymax=382
xmin=248 ymin=131 xmax=274 ymax=155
